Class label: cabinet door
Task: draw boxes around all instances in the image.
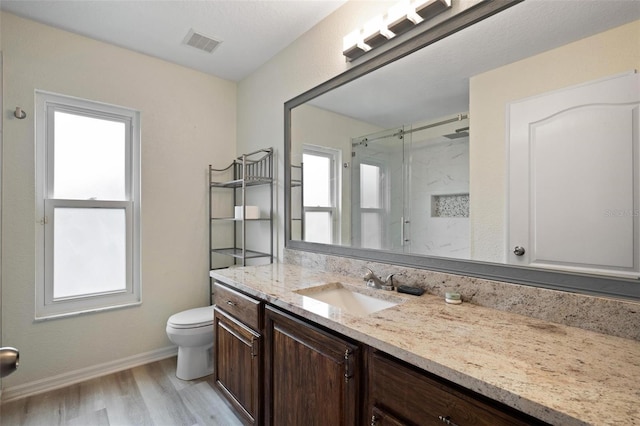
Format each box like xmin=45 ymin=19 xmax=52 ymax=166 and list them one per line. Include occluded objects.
xmin=214 ymin=308 xmax=261 ymax=425
xmin=264 ymin=306 xmax=360 ymax=426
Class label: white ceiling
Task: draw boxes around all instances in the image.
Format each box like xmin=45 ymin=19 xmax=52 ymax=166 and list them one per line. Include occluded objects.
xmin=0 ymin=0 xmax=347 ymax=82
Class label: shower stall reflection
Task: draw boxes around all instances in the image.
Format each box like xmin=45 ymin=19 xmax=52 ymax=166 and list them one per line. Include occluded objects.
xmin=351 ymin=114 xmax=471 ymax=258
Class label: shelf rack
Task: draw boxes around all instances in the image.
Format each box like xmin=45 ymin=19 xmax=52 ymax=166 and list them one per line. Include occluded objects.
xmin=209 ymin=148 xmax=274 ymax=304
xmin=290 ymin=163 xmax=304 ymax=240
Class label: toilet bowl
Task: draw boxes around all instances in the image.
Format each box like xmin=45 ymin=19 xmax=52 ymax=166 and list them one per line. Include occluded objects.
xmin=166 ymin=305 xmax=215 ymax=380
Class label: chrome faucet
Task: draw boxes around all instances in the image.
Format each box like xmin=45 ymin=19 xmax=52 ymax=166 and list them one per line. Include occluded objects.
xmin=363 ymin=268 xmax=395 ymax=291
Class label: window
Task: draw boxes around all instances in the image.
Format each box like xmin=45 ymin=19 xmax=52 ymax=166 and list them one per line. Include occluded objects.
xmin=359 ymin=162 xmax=385 ymax=249
xmin=302 ymin=145 xmax=341 ymax=244
xmin=35 ymin=91 xmax=141 ymax=319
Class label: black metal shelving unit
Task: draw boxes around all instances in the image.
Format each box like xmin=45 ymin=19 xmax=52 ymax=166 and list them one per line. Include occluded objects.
xmin=208 ymin=148 xmax=274 ymax=304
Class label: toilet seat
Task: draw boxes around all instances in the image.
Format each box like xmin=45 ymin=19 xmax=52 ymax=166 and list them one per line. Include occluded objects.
xmin=167 ymin=306 xmax=214 ymax=329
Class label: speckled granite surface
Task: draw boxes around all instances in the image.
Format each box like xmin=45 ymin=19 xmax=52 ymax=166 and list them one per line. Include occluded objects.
xmin=210 ymin=263 xmax=640 ymax=426
xmin=284 ymin=249 xmax=640 ymax=341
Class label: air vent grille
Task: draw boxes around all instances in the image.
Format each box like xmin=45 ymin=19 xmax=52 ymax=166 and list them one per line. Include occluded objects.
xmin=183 ymin=29 xmax=221 ymax=53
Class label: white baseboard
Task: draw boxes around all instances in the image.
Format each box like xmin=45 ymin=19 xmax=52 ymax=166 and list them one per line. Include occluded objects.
xmin=1 ymin=346 xmax=178 ymax=403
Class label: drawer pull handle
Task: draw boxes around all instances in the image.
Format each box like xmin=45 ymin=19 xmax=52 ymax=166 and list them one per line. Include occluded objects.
xmin=226 ymin=300 xmax=236 ymax=306
xmin=250 ymin=337 xmax=257 ymax=359
xmin=370 ymin=415 xmax=378 ymax=426
xmin=438 ymin=415 xmax=459 ymax=426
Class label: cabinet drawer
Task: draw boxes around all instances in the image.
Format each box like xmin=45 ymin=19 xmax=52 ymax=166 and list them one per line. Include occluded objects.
xmin=369 ymin=351 xmax=545 ymax=426
xmin=214 ymin=282 xmax=262 ymax=330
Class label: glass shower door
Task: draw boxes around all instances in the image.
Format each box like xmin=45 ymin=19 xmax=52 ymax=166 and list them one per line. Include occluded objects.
xmin=350 ymin=113 xmax=470 ymax=257
xmin=351 ymin=127 xmax=407 ymax=252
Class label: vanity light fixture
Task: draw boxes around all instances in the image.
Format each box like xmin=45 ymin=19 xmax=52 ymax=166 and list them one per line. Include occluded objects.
xmin=342 ymin=0 xmax=451 ymax=62
xmin=363 ymin=15 xmax=395 ymax=50
xmin=342 ymin=28 xmax=372 ymax=62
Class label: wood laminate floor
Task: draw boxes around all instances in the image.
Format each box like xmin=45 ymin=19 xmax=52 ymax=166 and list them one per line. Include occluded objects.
xmin=0 ymin=357 xmax=244 ymax=426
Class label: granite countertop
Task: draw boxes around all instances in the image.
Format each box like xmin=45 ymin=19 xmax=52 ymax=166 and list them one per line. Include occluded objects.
xmin=210 ymin=263 xmax=640 ymax=426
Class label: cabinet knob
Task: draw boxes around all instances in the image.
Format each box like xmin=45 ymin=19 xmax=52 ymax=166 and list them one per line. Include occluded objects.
xmin=226 ymin=300 xmax=236 ymax=306
xmin=370 ymin=415 xmax=378 ymax=426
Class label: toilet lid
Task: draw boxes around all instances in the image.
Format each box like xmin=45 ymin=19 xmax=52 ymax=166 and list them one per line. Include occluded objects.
xmin=168 ymin=306 xmax=214 ymax=329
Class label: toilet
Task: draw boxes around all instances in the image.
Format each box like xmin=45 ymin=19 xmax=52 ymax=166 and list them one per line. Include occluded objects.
xmin=166 ymin=305 xmax=215 ymax=380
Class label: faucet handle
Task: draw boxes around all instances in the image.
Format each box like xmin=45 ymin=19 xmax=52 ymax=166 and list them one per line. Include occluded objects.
xmin=384 ymin=274 xmax=395 ymax=291
xmin=363 ymin=268 xmax=374 ymax=281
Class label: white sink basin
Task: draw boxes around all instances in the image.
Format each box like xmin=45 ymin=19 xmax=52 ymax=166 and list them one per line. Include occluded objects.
xmin=295 ymin=282 xmax=402 ymax=316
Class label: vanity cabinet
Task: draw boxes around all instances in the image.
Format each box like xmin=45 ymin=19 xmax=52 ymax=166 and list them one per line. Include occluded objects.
xmin=213 ymin=283 xmax=263 ymax=425
xmin=264 ymin=306 xmax=361 ymax=426
xmin=367 ymin=350 xmax=546 ymax=426
xmin=211 ymin=281 xmax=548 ymax=426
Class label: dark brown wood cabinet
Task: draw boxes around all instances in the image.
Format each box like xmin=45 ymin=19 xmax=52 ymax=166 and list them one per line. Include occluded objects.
xmin=367 ymin=349 xmax=547 ymax=426
xmin=264 ymin=305 xmax=361 ymax=426
xmin=213 ymin=283 xmax=263 ymax=425
xmin=370 ymin=406 xmax=408 ymax=426
xmin=211 ymin=282 xmax=547 ymax=426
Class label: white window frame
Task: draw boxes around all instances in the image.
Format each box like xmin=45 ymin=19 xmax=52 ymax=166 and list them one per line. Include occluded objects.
xmin=302 ymin=144 xmax=341 ymax=244
xmin=35 ymin=91 xmax=141 ymax=319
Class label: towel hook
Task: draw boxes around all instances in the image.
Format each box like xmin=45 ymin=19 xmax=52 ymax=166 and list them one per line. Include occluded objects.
xmin=14 ymin=107 xmax=26 ymax=119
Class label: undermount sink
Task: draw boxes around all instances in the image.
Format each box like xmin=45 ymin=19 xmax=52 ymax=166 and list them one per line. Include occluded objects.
xmin=295 ymin=282 xmax=402 ymax=316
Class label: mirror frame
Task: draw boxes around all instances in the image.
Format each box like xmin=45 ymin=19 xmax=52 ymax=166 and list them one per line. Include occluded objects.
xmin=284 ymin=0 xmax=640 ymax=301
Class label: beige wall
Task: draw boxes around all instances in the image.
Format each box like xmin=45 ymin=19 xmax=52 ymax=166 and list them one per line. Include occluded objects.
xmin=469 ymin=20 xmax=640 ymax=262
xmin=0 ymin=12 xmax=236 ymax=388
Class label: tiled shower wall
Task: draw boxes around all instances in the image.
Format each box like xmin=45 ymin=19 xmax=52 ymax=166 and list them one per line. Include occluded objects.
xmin=407 ymin=137 xmax=470 ymax=259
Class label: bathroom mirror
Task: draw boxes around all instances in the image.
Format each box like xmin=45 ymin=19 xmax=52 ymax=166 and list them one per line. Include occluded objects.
xmin=285 ymin=0 xmax=640 ymax=300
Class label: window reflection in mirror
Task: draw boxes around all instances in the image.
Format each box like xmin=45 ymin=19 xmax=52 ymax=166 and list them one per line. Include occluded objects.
xmin=302 ymin=146 xmax=340 ymax=244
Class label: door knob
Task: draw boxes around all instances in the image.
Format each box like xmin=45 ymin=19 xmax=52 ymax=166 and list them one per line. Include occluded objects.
xmin=0 ymin=347 xmax=19 ymax=378
xmin=513 ymin=246 xmax=526 ymax=256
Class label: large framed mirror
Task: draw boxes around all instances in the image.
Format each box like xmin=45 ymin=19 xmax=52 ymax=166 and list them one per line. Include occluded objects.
xmin=285 ymin=0 xmax=640 ymax=300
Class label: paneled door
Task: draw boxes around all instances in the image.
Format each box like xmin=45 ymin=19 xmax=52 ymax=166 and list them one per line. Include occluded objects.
xmin=508 ymin=72 xmax=640 ymax=278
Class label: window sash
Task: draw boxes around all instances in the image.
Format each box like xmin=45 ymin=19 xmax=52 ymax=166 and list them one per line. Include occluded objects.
xmin=44 ymin=199 xmax=133 ymax=303
xmin=303 ymin=208 xmax=335 ymax=244
xmin=304 ymin=206 xmax=337 ymax=241
xmin=45 ymin=103 xmax=133 ymax=201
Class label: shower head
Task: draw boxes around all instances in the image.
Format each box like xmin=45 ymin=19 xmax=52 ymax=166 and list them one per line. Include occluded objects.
xmin=443 ymin=127 xmax=469 ymax=139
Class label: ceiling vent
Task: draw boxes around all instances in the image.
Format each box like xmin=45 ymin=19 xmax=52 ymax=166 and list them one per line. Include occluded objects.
xmin=183 ymin=29 xmax=222 ymax=53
